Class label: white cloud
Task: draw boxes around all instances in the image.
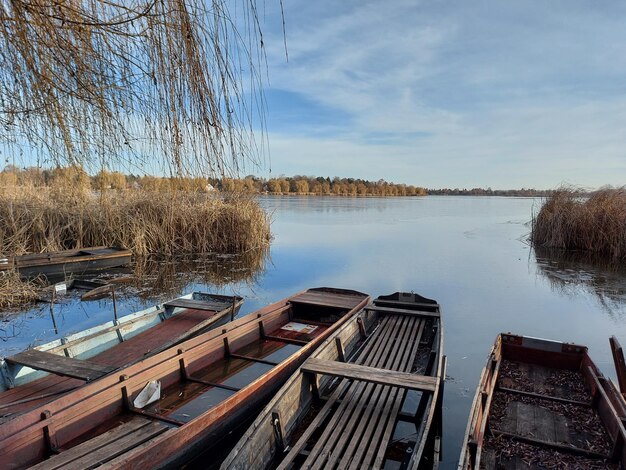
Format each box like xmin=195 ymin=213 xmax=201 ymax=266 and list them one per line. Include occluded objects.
xmin=257 ymin=1 xmax=626 ymax=188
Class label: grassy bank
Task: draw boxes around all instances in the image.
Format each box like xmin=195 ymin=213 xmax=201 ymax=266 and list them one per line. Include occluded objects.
xmin=531 ymin=188 xmax=626 ymax=260
xmin=0 ymin=187 xmax=271 ymax=257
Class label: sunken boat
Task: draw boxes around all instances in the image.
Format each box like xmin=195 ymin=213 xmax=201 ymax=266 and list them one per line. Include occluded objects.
xmin=0 ymin=292 xmax=243 ymax=419
xmin=0 ymin=247 xmax=132 ymax=279
xmin=0 ymin=287 xmax=369 ymax=469
xmin=458 ymin=333 xmax=626 ymax=469
xmin=222 ymin=291 xmax=444 ymax=470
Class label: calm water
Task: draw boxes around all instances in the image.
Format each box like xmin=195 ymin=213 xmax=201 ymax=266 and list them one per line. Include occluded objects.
xmin=3 ymin=195 xmax=626 ymax=468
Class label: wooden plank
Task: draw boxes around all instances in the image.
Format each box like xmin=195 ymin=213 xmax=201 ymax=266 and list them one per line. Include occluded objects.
xmin=163 ymin=298 xmax=227 ymax=311
xmin=373 ymin=299 xmax=440 ymax=310
xmin=6 ymin=350 xmax=115 ymax=382
xmin=321 ymin=316 xmax=420 ymax=469
xmin=276 ymin=316 xmax=398 ymax=470
xmin=346 ymin=316 xmax=426 ymax=469
xmin=33 ymin=420 xmax=169 ymax=470
xmin=28 ymin=418 xmax=152 ymax=470
xmin=302 ymin=358 xmax=437 ymax=392
xmin=497 ymin=386 xmax=591 ymax=407
xmin=610 ymin=336 xmax=626 ymax=394
xmin=365 ymin=305 xmax=440 ymax=318
xmin=289 ymin=292 xmax=362 ymax=310
xmin=366 ymin=317 xmax=428 ymax=469
xmin=303 ymin=315 xmax=410 ymax=469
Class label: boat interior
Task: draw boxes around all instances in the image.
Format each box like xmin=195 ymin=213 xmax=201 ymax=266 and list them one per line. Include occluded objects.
xmin=463 ymin=334 xmax=626 ymax=470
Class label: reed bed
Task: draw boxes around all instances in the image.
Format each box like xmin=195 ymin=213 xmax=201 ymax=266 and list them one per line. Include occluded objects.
xmin=531 ymin=188 xmax=626 ymax=260
xmin=0 ymin=187 xmax=271 ymax=257
xmin=0 ymin=271 xmax=39 ymax=310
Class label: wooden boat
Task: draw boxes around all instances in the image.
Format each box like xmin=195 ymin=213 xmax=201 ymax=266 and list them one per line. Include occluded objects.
xmin=222 ymin=292 xmax=445 ymax=470
xmin=0 ymin=246 xmax=132 ymax=278
xmin=458 ymin=333 xmax=626 ymax=469
xmin=0 ymin=292 xmax=243 ymax=417
xmin=0 ymin=287 xmax=369 ymax=470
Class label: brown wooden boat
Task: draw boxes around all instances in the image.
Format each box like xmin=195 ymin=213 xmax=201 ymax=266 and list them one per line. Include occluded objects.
xmin=222 ymin=292 xmax=445 ymax=470
xmin=0 ymin=246 xmax=132 ymax=278
xmin=0 ymin=292 xmax=243 ymax=420
xmin=0 ymin=287 xmax=369 ymax=469
xmin=458 ymin=333 xmax=626 ymax=469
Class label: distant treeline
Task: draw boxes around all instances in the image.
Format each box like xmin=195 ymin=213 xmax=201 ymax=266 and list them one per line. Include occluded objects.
xmin=0 ymin=166 xmax=553 ymax=197
xmin=427 ymin=188 xmax=554 ymax=197
xmin=0 ymin=166 xmax=427 ymax=196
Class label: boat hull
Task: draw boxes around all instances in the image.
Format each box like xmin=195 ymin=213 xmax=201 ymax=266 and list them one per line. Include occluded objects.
xmin=458 ymin=333 xmax=626 ymax=470
xmin=222 ymin=291 xmax=444 ymax=470
xmin=0 ymin=247 xmax=132 ymax=279
xmin=0 ymin=287 xmax=369 ymax=470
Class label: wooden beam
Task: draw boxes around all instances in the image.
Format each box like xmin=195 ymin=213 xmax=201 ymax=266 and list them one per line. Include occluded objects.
xmin=610 ymin=336 xmax=626 ymax=394
xmin=364 ymin=305 xmax=440 ymax=318
xmin=497 ymin=386 xmax=592 ymax=407
xmin=301 ymin=358 xmax=437 ymax=392
xmin=6 ymin=349 xmax=115 ymax=382
xmin=229 ymin=353 xmax=278 ymax=366
xmin=491 ymin=429 xmax=611 ymax=460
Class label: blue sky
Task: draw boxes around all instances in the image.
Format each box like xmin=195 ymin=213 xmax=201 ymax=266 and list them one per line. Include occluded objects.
xmin=253 ymin=0 xmax=626 ymax=189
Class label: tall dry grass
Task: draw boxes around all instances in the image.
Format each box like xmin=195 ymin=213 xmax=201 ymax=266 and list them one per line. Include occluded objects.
xmin=531 ymin=188 xmax=626 ymax=260
xmin=0 ymin=187 xmax=271 ymax=257
xmin=0 ymin=271 xmax=39 ymax=310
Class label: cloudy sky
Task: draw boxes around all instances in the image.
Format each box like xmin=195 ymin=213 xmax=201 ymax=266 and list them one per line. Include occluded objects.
xmin=254 ymin=0 xmax=626 ymax=189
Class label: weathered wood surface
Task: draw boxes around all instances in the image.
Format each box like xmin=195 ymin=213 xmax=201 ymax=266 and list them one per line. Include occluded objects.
xmin=28 ymin=417 xmax=169 ymax=470
xmin=277 ymin=309 xmax=436 ymax=470
xmin=302 ymin=358 xmax=437 ymax=392
xmin=459 ymin=333 xmax=626 ymax=470
xmin=164 ymin=298 xmax=233 ymax=311
xmin=289 ymin=291 xmax=364 ymax=310
xmin=5 ymin=350 xmax=115 ymax=382
xmin=610 ymin=336 xmax=626 ymax=395
xmin=364 ymin=304 xmax=440 ymax=318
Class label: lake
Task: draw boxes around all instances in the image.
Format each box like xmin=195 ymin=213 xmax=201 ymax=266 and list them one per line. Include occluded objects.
xmin=3 ymin=195 xmax=626 ymax=468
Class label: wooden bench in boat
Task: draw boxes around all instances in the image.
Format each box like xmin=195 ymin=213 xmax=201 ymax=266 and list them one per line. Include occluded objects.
xmin=364 ymin=304 xmax=441 ymax=318
xmin=278 ymin=311 xmax=437 ymax=469
xmin=164 ymin=298 xmax=235 ymax=312
xmin=5 ymin=350 xmax=116 ymax=382
xmin=29 ymin=417 xmax=170 ymax=470
xmin=289 ymin=291 xmax=364 ymax=310
xmin=302 ymin=358 xmax=437 ymax=392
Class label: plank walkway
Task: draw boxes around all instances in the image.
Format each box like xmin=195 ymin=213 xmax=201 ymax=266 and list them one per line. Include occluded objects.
xmin=277 ymin=312 xmax=431 ymax=469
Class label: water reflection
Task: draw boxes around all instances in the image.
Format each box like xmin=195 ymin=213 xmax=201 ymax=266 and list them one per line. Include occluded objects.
xmin=534 ymin=246 xmax=626 ymax=319
xmin=0 ymin=248 xmax=269 ymax=355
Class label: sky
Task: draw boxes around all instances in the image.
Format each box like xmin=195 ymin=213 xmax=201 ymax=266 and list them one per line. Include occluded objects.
xmin=253 ymin=0 xmax=626 ymax=189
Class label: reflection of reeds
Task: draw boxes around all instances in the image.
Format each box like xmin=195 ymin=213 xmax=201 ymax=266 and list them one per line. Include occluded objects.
xmin=534 ymin=246 xmax=626 ymax=319
xmin=125 ymin=249 xmax=269 ymax=302
xmin=0 ymin=187 xmax=271 ymax=256
xmin=531 ymin=188 xmax=626 ymax=260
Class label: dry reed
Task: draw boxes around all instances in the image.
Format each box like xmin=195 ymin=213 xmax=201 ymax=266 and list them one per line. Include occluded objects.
xmin=531 ymin=188 xmax=626 ymax=260
xmin=0 ymin=270 xmax=39 ymax=310
xmin=0 ymin=187 xmax=271 ymax=257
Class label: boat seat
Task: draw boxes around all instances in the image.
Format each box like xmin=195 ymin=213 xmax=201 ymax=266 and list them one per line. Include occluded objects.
xmin=164 ymin=298 xmax=232 ymax=312
xmin=365 ymin=304 xmax=441 ymax=318
xmin=5 ymin=349 xmax=116 ymax=382
xmin=302 ymin=358 xmax=437 ymax=392
xmin=28 ymin=417 xmax=170 ymax=470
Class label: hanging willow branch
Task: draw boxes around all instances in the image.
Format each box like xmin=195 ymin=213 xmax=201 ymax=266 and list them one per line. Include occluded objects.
xmin=0 ymin=0 xmax=268 ymax=177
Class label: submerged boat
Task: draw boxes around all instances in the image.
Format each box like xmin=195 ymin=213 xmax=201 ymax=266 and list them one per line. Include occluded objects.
xmin=222 ymin=291 xmax=444 ymax=470
xmin=0 ymin=292 xmax=243 ymax=417
xmin=0 ymin=246 xmax=132 ymax=278
xmin=459 ymin=333 xmax=626 ymax=469
xmin=0 ymin=287 xmax=369 ymax=470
